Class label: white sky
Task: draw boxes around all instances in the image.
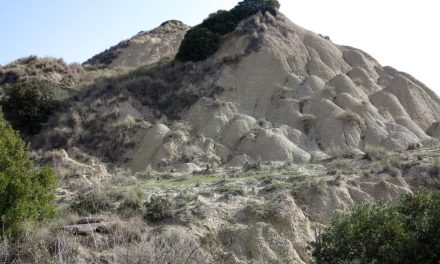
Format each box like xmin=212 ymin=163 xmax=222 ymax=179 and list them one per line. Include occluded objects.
xmin=280 ymin=0 xmax=440 ymax=96
xmin=1 ymin=0 xmax=438 ymax=96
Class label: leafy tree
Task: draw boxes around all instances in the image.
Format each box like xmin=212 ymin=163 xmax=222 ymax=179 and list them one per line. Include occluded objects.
xmin=311 ymin=191 xmax=440 ymax=264
xmin=175 ymin=28 xmax=220 ymax=62
xmin=231 ymin=0 xmax=280 ymax=17
xmin=1 ymin=81 xmax=59 ymax=136
xmin=0 ymin=115 xmax=57 ymax=238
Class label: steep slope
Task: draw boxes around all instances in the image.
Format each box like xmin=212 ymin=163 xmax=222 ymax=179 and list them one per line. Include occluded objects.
xmin=17 ymin=8 xmax=440 ymax=264
xmin=0 ymin=56 xmax=84 ymax=94
xmin=0 ymin=56 xmax=128 ymax=100
xmin=84 ymin=20 xmax=190 ymax=68
xmin=35 ymin=11 xmax=440 ymax=174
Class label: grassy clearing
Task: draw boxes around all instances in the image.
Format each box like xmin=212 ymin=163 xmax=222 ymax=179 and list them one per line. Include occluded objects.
xmin=215 ymin=185 xmax=245 ymax=196
xmin=143 ymin=175 xmax=222 ymax=188
xmin=328 ymin=159 xmax=357 ymax=175
xmin=262 ymin=182 xmax=292 ymax=192
xmin=429 ymin=159 xmax=440 ymax=178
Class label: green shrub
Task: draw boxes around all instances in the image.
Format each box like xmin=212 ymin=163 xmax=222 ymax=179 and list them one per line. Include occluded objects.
xmin=175 ymin=28 xmax=220 ymax=62
xmin=201 ymin=10 xmax=238 ymax=35
xmin=176 ymin=0 xmax=280 ymax=62
xmin=1 ymin=81 xmax=59 ymax=136
xmin=311 ymin=190 xmax=440 ymax=264
xmin=144 ymin=196 xmax=173 ymax=222
xmin=0 ymin=115 xmax=57 ymax=238
xmin=231 ymin=0 xmax=280 ymax=18
xmin=69 ymin=191 xmax=113 ymax=216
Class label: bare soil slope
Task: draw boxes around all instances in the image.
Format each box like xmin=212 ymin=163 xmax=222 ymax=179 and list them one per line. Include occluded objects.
xmin=35 ymin=12 xmax=440 ymax=175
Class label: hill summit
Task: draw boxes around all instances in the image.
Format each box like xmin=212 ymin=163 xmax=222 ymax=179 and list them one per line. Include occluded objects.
xmin=84 ymin=20 xmax=189 ymax=68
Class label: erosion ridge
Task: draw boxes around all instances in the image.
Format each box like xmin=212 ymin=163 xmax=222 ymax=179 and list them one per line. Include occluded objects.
xmin=2 ymin=6 xmax=440 ymax=264
xmin=83 ymin=20 xmax=190 ymax=68
xmin=35 ymin=11 xmax=440 ymax=174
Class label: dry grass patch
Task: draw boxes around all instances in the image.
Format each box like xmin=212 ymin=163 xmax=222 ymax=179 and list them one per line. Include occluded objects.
xmin=429 ymin=159 xmax=440 ymax=178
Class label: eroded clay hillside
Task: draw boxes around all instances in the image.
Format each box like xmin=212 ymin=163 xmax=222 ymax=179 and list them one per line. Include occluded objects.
xmin=84 ymin=20 xmax=190 ymax=68
xmin=35 ymin=12 xmax=440 ymax=175
xmin=1 ymin=5 xmax=440 ymax=264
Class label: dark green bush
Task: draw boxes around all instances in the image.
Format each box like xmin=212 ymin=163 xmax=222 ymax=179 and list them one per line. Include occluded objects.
xmin=201 ymin=10 xmax=238 ymax=35
xmin=118 ymin=199 xmax=142 ymax=218
xmin=69 ymin=191 xmax=113 ymax=216
xmin=311 ymin=191 xmax=440 ymax=264
xmin=144 ymin=196 xmax=173 ymax=222
xmin=176 ymin=0 xmax=280 ymax=62
xmin=175 ymin=28 xmax=220 ymax=62
xmin=0 ymin=115 xmax=57 ymax=237
xmin=231 ymin=0 xmax=280 ymax=18
xmin=1 ymin=81 xmax=59 ymax=136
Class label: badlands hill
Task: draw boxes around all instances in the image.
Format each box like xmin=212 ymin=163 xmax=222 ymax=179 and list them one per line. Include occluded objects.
xmin=35 ymin=11 xmax=440 ymax=174
xmin=2 ymin=6 xmax=440 ymax=264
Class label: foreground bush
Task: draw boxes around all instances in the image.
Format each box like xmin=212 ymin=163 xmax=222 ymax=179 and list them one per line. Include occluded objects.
xmin=311 ymin=191 xmax=440 ymax=263
xmin=144 ymin=196 xmax=173 ymax=222
xmin=176 ymin=0 xmax=280 ymax=62
xmin=1 ymin=81 xmax=59 ymax=136
xmin=69 ymin=191 xmax=113 ymax=216
xmin=0 ymin=115 xmax=57 ymax=238
xmin=117 ymin=187 xmax=144 ymax=218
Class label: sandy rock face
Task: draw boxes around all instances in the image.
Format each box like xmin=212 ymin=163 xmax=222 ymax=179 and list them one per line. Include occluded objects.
xmin=84 ymin=20 xmax=190 ymax=68
xmin=426 ymin=122 xmax=440 ymax=138
xmin=35 ymin=11 xmax=440 ymax=172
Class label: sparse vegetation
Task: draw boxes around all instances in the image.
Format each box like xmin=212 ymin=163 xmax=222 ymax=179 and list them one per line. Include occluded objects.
xmin=0 ymin=115 xmax=57 ymax=238
xmin=84 ymin=40 xmax=130 ymax=67
xmin=0 ymin=225 xmax=81 ymax=263
xmin=244 ymin=201 xmax=277 ymax=221
xmin=69 ymin=190 xmax=113 ymax=216
xmin=327 ymin=159 xmax=357 ymax=175
xmin=429 ymin=158 xmax=440 ymax=178
xmin=263 ymin=182 xmax=291 ymax=192
xmin=215 ymin=185 xmax=245 ymax=196
xmin=300 ymin=114 xmax=316 ymax=134
xmin=311 ymin=190 xmax=440 ymax=264
xmin=0 ymin=56 xmax=83 ymax=87
xmin=336 ymin=110 xmax=364 ymax=128
xmin=327 ymin=144 xmax=359 ymax=159
xmin=364 ymin=145 xmax=389 ymax=161
xmin=117 ymin=187 xmax=144 ymax=218
xmin=309 ymin=178 xmax=327 ymax=195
